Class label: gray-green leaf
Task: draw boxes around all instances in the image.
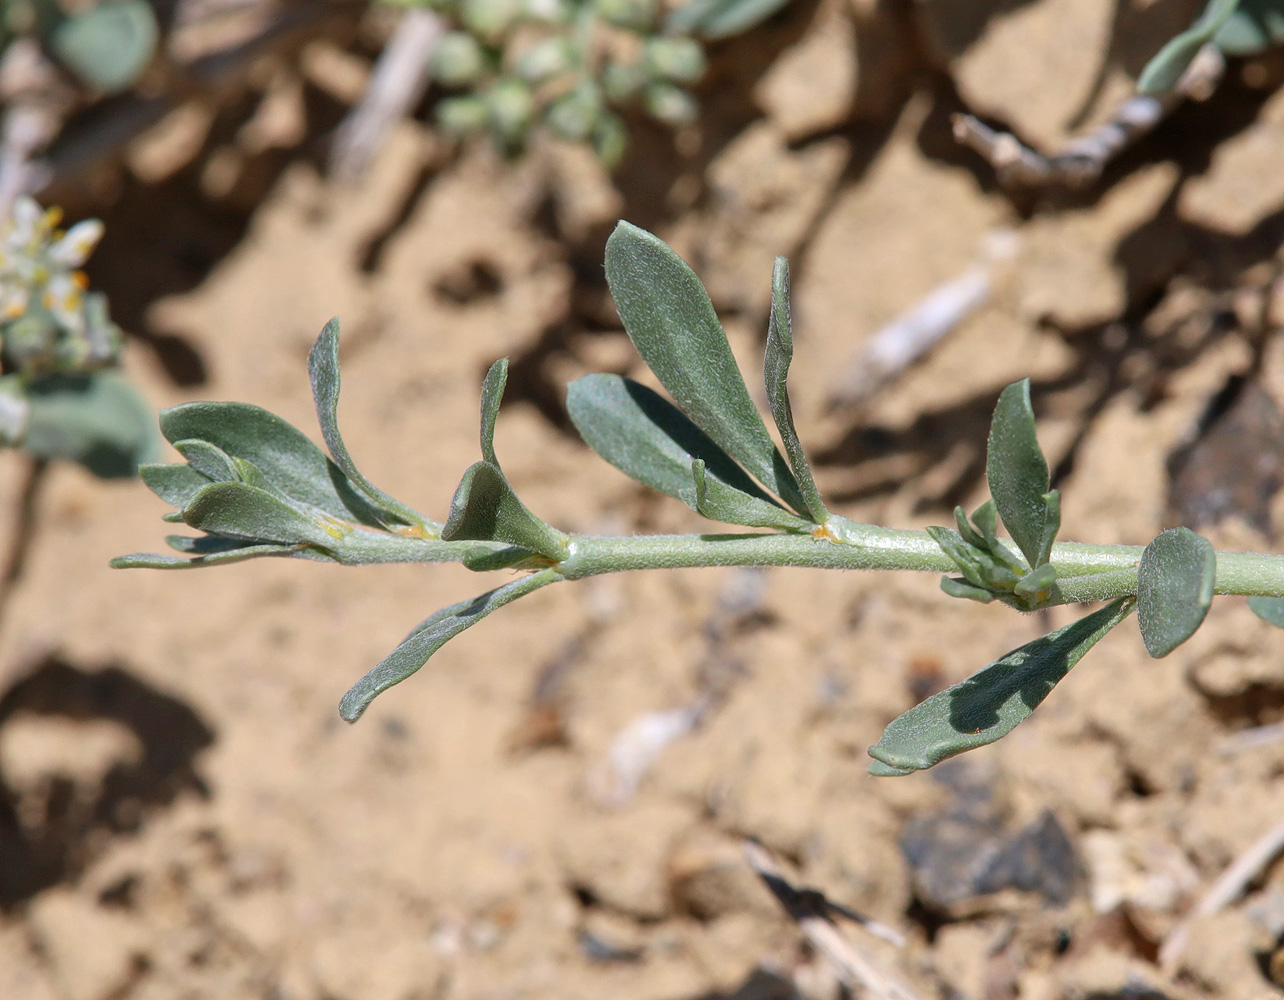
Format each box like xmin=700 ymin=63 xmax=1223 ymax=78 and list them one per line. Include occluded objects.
xmin=566 ymin=373 xmax=803 ymax=528
xmin=440 ymin=461 xmax=568 ymax=560
xmin=1248 ymin=595 xmax=1284 ymax=627
xmin=23 ymin=371 xmax=158 ymax=478
xmin=604 ymin=222 xmax=805 ymax=514
xmin=160 ymin=401 xmax=381 ymax=525
xmin=666 ymin=0 xmax=791 ymax=38
xmin=868 ymin=597 xmax=1134 ymax=774
xmin=1137 ymin=526 xmax=1215 ymax=657
xmin=50 ymin=0 xmax=158 ymax=94
xmin=764 ymin=257 xmax=826 ymax=524
xmin=339 ymin=568 xmax=562 ymax=721
xmin=181 ymin=481 xmax=344 ymax=549
xmin=308 ymin=318 xmax=432 ymax=529
xmin=687 ymin=459 xmax=812 ymax=530
xmin=987 ymin=379 xmax=1059 ymax=570
xmin=479 ymin=358 xmax=506 ymax=467
xmin=1138 ymin=0 xmax=1241 ymax=94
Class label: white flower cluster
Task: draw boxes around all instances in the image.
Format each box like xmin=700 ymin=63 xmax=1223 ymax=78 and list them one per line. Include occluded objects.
xmin=0 ymin=196 xmax=121 ymax=374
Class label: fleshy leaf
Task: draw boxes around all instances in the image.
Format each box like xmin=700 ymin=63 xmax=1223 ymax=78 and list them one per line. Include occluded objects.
xmin=868 ymin=598 xmax=1134 ymax=774
xmin=479 ymin=358 xmax=507 ymax=466
xmin=987 ymin=380 xmax=1058 ymax=570
xmin=1248 ymin=595 xmax=1284 ymax=627
xmin=1137 ymin=526 xmax=1215 ymax=657
xmin=308 ymin=319 xmax=432 ymax=528
xmin=339 ymin=568 xmax=561 ymax=720
xmin=566 ymin=373 xmax=803 ymax=528
xmin=1138 ymin=0 xmax=1241 ymax=94
xmin=441 ymin=461 xmax=568 ymax=560
xmin=111 ymin=542 xmax=309 ymax=569
xmin=173 ymin=439 xmax=237 ymax=482
xmin=160 ymin=401 xmax=382 ymax=525
xmin=140 ymin=463 xmax=212 ymax=509
xmin=763 ymin=257 xmax=826 ymax=524
xmin=687 ymin=459 xmax=812 ymax=530
xmin=181 ymin=481 xmax=344 ymax=549
xmin=50 ymin=0 xmax=158 ymax=94
xmin=1215 ymin=0 xmax=1284 ymax=55
xmin=23 ymin=372 xmax=158 ymax=478
xmin=604 ymin=222 xmax=805 ymax=514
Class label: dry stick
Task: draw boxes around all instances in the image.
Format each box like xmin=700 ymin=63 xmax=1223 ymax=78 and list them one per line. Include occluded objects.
xmin=952 ymin=45 xmax=1225 ymax=188
xmin=328 ymin=7 xmax=444 ymax=185
xmin=1159 ymin=812 xmax=1284 ymax=971
xmin=743 ymin=840 xmax=921 ymax=1000
xmin=828 ymin=230 xmax=1020 ymax=409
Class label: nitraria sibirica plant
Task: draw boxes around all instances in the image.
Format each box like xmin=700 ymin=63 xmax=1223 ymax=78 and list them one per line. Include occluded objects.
xmin=116 ymin=222 xmax=1284 ymax=775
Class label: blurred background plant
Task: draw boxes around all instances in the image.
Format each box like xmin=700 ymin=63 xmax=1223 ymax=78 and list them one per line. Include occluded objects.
xmin=373 ymin=0 xmax=789 ymax=167
xmin=0 ymin=194 xmax=154 ymax=476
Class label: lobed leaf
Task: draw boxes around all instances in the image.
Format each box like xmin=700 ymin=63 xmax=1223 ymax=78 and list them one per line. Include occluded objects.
xmin=441 ymin=461 xmax=568 ymax=560
xmin=868 ymin=598 xmax=1134 ymax=774
xmin=160 ymin=401 xmax=382 ymax=525
xmin=1136 ymin=526 xmax=1215 ymax=657
xmin=566 ymin=373 xmax=805 ymax=529
xmin=986 ymin=380 xmax=1059 ymax=570
xmin=339 ymin=568 xmax=562 ymax=721
xmin=1138 ymin=0 xmax=1241 ymax=94
xmin=308 ymin=319 xmax=433 ymax=529
xmin=604 ymin=222 xmax=805 ymax=514
xmin=763 ymin=258 xmax=827 ymax=524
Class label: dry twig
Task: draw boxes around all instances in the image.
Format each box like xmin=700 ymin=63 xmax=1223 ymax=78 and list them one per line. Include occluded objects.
xmin=328 ymin=7 xmax=443 ymax=184
xmin=743 ymin=840 xmax=920 ymax=1000
xmin=1159 ymin=812 xmax=1284 ymax=970
xmin=828 ymin=230 xmax=1019 ymax=408
xmin=953 ymin=44 xmax=1225 ymax=188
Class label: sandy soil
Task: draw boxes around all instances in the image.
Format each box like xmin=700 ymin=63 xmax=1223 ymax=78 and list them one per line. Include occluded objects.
xmin=5 ymin=1 xmax=1284 ymax=998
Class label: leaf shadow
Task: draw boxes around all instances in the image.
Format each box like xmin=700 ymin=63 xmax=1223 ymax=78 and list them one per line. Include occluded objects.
xmin=0 ymin=655 xmax=215 ymax=909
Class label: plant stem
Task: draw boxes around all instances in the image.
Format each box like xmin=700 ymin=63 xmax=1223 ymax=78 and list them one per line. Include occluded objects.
xmin=337 ymin=517 xmax=1284 ymax=606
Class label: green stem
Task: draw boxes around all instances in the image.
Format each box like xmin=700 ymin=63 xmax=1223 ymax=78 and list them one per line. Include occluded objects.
xmin=336 ymin=518 xmax=1284 ymax=605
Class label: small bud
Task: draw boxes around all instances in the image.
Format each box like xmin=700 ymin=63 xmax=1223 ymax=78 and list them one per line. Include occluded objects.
xmin=592 ymin=0 xmax=657 ymax=31
xmin=524 ymin=0 xmax=573 ymax=22
xmin=546 ymin=82 xmax=602 ymax=142
xmin=602 ymin=62 xmax=645 ymax=103
xmin=642 ymin=81 xmax=697 ymax=125
xmin=515 ymin=37 xmax=574 ymax=84
xmin=486 ymin=79 xmax=534 ymax=140
xmin=592 ymin=114 xmax=627 ymax=170
xmin=436 ymin=95 xmax=490 ymax=136
xmin=433 ymin=32 xmax=488 ymax=87
xmin=641 ymin=37 xmax=705 ymax=84
xmin=461 ymin=0 xmax=523 ymax=40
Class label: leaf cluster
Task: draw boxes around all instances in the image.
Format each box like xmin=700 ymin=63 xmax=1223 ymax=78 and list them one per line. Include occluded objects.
xmin=391 ymin=0 xmax=788 ymax=164
xmin=118 ymin=220 xmax=1284 ymax=779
